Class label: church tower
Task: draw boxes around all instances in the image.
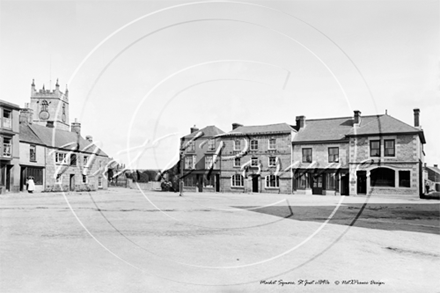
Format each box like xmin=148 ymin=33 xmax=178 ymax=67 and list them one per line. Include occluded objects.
xmin=30 ymin=79 xmax=70 ymax=131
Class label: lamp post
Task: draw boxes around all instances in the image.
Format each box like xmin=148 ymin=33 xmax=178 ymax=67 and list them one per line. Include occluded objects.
xmin=179 ymin=149 xmax=184 ymax=196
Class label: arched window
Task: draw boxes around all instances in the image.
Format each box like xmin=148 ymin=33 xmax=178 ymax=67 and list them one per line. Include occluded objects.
xmin=231 ymin=174 xmax=244 ymax=187
xmin=266 ymin=175 xmax=280 ymax=188
xmin=41 ymin=100 xmax=48 ymax=111
xmin=371 ymin=168 xmax=395 ymax=187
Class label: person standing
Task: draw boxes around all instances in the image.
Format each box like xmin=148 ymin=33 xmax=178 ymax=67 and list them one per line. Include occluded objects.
xmin=27 ymin=177 xmax=35 ymax=194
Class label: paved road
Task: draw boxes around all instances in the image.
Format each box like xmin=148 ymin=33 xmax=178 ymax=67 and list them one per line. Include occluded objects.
xmin=1 ymin=188 xmax=439 ymax=292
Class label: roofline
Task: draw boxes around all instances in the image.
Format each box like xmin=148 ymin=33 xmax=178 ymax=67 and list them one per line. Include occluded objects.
xmin=219 ymin=130 xmax=295 ymax=137
xmin=292 ymin=139 xmax=349 ymax=145
xmin=304 ymin=114 xmax=382 ymax=122
xmin=346 ymin=130 xmax=425 ymax=141
xmin=0 ymin=99 xmax=21 ymax=110
xmin=19 ymin=139 xmax=46 ymax=147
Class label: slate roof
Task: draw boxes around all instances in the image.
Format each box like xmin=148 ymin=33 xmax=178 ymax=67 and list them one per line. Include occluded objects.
xmin=0 ymin=99 xmax=20 ymax=110
xmin=293 ymin=114 xmax=425 ymax=143
xmin=19 ymin=123 xmax=108 ymax=156
xmin=183 ymin=125 xmax=225 ymax=139
xmin=219 ymin=123 xmax=296 ymax=137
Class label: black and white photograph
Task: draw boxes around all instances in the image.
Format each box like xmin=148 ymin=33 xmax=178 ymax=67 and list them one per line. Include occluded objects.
xmin=1 ymin=0 xmax=439 ymax=292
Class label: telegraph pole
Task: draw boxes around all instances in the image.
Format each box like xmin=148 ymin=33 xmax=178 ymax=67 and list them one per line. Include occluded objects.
xmin=179 ymin=149 xmax=184 ymax=196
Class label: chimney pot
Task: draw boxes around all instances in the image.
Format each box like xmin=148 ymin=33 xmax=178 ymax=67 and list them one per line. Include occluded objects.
xmin=413 ymin=108 xmax=420 ymax=127
xmin=71 ymin=119 xmax=81 ymax=135
xmin=190 ymin=126 xmax=199 ymax=133
xmin=19 ymin=107 xmax=33 ymax=125
xmin=295 ymin=116 xmax=306 ymax=129
xmin=86 ymin=135 xmax=93 ymax=143
xmin=434 ymin=164 xmax=438 ymax=168
xmin=232 ymin=123 xmax=243 ymax=130
xmin=354 ymin=110 xmax=361 ymax=124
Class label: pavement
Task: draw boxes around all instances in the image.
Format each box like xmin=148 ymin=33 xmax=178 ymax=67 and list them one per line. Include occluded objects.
xmin=1 ymin=188 xmax=439 ymax=292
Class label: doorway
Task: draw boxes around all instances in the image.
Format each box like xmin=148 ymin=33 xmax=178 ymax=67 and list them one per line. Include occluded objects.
xmin=340 ymin=174 xmax=349 ymax=196
xmin=197 ymin=174 xmax=203 ymax=192
xmin=357 ymin=171 xmax=367 ymax=194
xmin=215 ymin=174 xmax=220 ymax=192
xmin=252 ymin=175 xmax=259 ymax=193
xmin=312 ymin=174 xmax=323 ymax=195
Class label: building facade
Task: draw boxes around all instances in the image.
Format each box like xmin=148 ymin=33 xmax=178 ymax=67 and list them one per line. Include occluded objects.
xmin=180 ymin=125 xmax=224 ymax=192
xmin=217 ymin=123 xmax=296 ymax=194
xmin=0 ymin=100 xmax=21 ymax=193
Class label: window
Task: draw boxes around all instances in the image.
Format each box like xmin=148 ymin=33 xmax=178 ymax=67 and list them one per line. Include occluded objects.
xmin=41 ymin=100 xmax=49 ymax=111
xmin=268 ymin=138 xmax=276 ymax=150
xmin=399 ymin=171 xmax=411 ymax=188
xmin=184 ymin=176 xmax=196 ymax=186
xmin=234 ymin=139 xmax=241 ymax=150
xmin=326 ymin=173 xmax=336 ymax=190
xmin=2 ymin=137 xmax=11 ymax=157
xmin=98 ymin=176 xmax=103 ymax=188
xmin=250 ymin=140 xmax=258 ymax=150
xmin=268 ymin=157 xmax=276 ymax=167
xmin=208 ymin=139 xmax=215 ymax=151
xmin=205 ymin=156 xmax=213 ymax=169
xmin=297 ymin=173 xmax=309 ymax=189
xmin=55 ymin=152 xmax=68 ymax=164
xmin=384 ymin=140 xmax=395 ymax=157
xmin=70 ymin=154 xmax=77 ymax=166
xmin=2 ymin=109 xmax=11 ymax=129
xmin=266 ymin=175 xmax=279 ymax=188
xmin=231 ymin=174 xmax=244 ymax=187
xmin=234 ymin=157 xmax=241 ymax=167
xmin=302 ymin=148 xmax=312 ymax=163
xmin=26 ymin=167 xmax=43 ymax=185
xmin=187 ymin=141 xmax=195 ymax=152
xmin=82 ymin=175 xmax=88 ymax=183
xmin=83 ymin=155 xmax=88 ymax=166
xmin=371 ymin=168 xmax=395 ymax=187
xmin=184 ymin=155 xmax=196 ymax=169
xmin=370 ymin=140 xmax=380 ymax=157
xmin=328 ymin=147 xmax=339 ymax=163
xmin=30 ymin=145 xmax=36 ymax=162
xmin=251 ymin=157 xmax=258 ymax=167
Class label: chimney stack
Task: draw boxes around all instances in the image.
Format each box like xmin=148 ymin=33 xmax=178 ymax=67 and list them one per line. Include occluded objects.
xmin=232 ymin=123 xmax=243 ymax=130
xmin=295 ymin=116 xmax=306 ymax=129
xmin=190 ymin=125 xmax=199 ymax=133
xmin=413 ymin=108 xmax=420 ymax=127
xmin=46 ymin=121 xmax=54 ymax=128
xmin=354 ymin=110 xmax=361 ymax=125
xmin=434 ymin=164 xmax=438 ymax=168
xmin=71 ymin=118 xmax=81 ymax=135
xmin=19 ymin=104 xmax=33 ymax=125
xmin=86 ymin=135 xmax=93 ymax=143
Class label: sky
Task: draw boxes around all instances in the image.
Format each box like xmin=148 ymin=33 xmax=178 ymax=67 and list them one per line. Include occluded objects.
xmin=1 ymin=0 xmax=439 ymax=169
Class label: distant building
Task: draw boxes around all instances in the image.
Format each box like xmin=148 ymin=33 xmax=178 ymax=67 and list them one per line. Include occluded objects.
xmin=424 ymin=164 xmax=440 ymax=193
xmin=17 ymin=80 xmax=110 ymax=192
xmin=217 ymin=123 xmax=296 ymax=194
xmin=180 ymin=125 xmax=224 ymax=192
xmin=0 ymin=99 xmax=21 ymax=193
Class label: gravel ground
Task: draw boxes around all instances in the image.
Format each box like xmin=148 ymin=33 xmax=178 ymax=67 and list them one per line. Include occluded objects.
xmin=1 ymin=188 xmax=439 ymax=293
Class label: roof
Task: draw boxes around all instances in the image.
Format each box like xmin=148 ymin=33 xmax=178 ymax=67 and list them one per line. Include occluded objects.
xmin=220 ymin=123 xmax=296 ymax=137
xmin=293 ymin=114 xmax=425 ymax=143
xmin=425 ymin=165 xmax=440 ymax=175
xmin=0 ymin=99 xmax=21 ymax=110
xmin=20 ymin=123 xmax=108 ymax=156
xmin=183 ymin=125 xmax=224 ymax=139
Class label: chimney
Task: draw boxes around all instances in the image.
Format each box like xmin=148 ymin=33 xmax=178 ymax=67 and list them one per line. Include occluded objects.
xmin=434 ymin=164 xmax=438 ymax=168
xmin=190 ymin=125 xmax=199 ymax=133
xmin=413 ymin=108 xmax=420 ymax=127
xmin=354 ymin=110 xmax=361 ymax=125
xmin=232 ymin=123 xmax=243 ymax=130
xmin=71 ymin=118 xmax=81 ymax=135
xmin=19 ymin=104 xmax=33 ymax=125
xmin=295 ymin=116 xmax=306 ymax=129
xmin=86 ymin=135 xmax=93 ymax=143
xmin=46 ymin=121 xmax=54 ymax=128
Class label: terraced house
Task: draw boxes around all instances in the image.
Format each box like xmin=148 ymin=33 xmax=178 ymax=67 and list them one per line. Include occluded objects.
xmin=291 ymin=110 xmax=426 ymax=197
xmin=217 ymin=123 xmax=296 ymax=194
xmin=180 ymin=125 xmax=224 ymax=192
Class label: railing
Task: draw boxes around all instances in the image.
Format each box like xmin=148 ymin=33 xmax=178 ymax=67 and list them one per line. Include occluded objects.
xmin=2 ymin=143 xmax=11 ymax=157
xmin=2 ymin=118 xmax=11 ymax=129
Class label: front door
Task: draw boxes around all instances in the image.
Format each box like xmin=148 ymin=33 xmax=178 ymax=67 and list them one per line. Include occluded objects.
xmin=6 ymin=165 xmax=11 ymax=191
xmin=340 ymin=174 xmax=349 ymax=195
xmin=69 ymin=174 xmax=75 ymax=191
xmin=357 ymin=171 xmax=367 ymax=194
xmin=197 ymin=175 xmax=203 ymax=192
xmin=215 ymin=174 xmax=220 ymax=192
xmin=312 ymin=174 xmax=323 ymax=195
xmin=252 ymin=175 xmax=259 ymax=193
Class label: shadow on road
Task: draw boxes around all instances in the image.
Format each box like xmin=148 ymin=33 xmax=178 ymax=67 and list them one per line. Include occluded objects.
xmin=234 ymin=204 xmax=440 ymax=235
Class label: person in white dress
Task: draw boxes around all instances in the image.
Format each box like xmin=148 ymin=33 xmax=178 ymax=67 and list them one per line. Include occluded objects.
xmin=27 ymin=177 xmax=35 ymax=193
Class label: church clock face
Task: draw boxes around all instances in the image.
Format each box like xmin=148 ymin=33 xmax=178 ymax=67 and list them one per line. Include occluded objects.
xmin=39 ymin=110 xmax=50 ymax=120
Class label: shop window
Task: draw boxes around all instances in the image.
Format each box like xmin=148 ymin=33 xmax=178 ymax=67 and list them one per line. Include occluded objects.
xmin=326 ymin=173 xmax=336 ymax=190
xmin=399 ymin=171 xmax=411 ymax=188
xmin=231 ymin=174 xmax=244 ymax=187
xmin=204 ymin=175 xmax=214 ymax=187
xmin=371 ymin=167 xmax=395 ymax=187
xmin=266 ymin=175 xmax=279 ymax=188
xmin=297 ymin=173 xmax=309 ymax=189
